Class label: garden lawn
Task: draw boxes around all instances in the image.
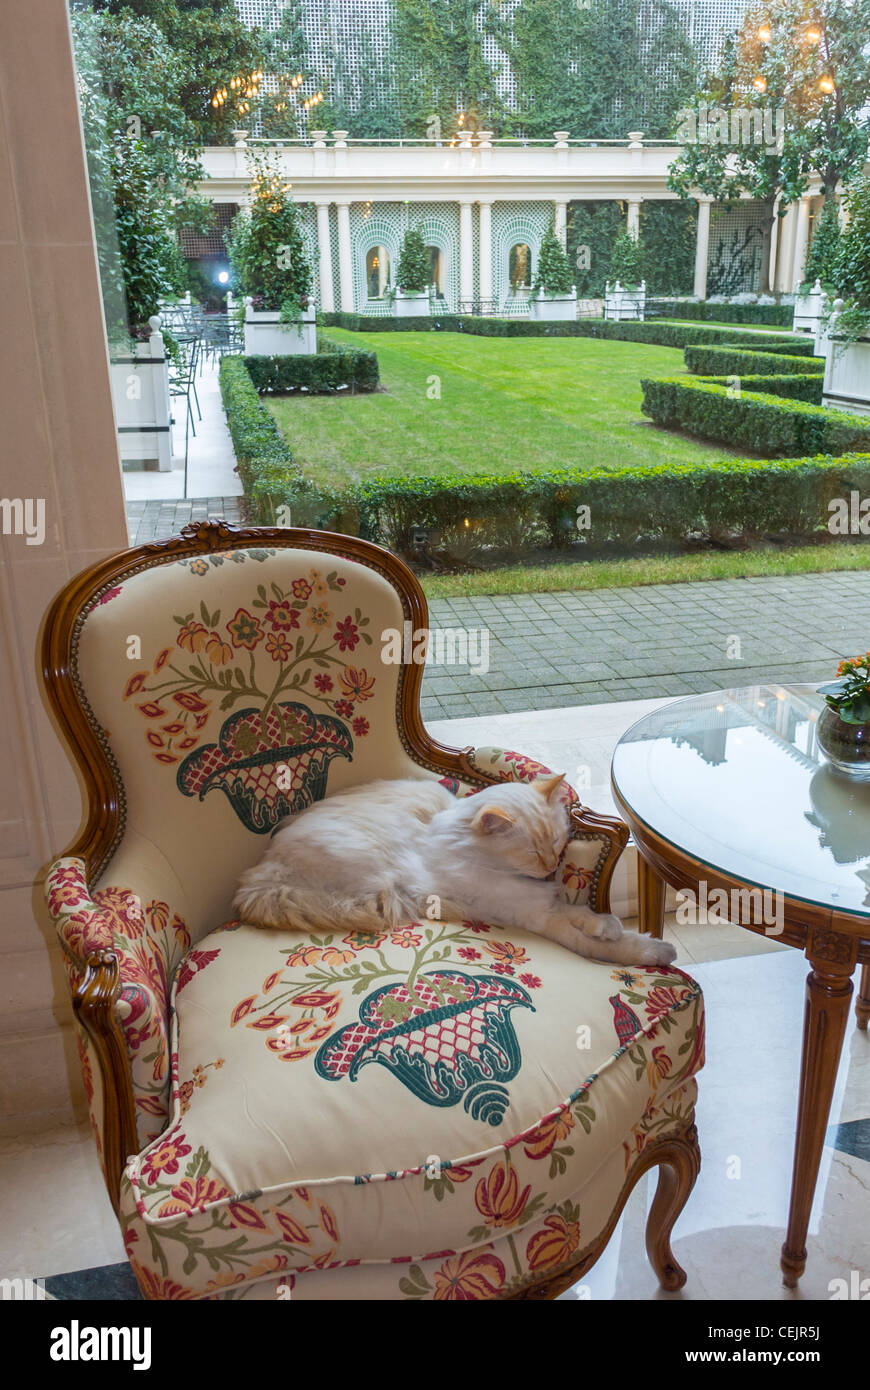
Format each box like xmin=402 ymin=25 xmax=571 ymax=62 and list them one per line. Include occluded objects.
xmin=264 ymin=330 xmax=740 ymax=487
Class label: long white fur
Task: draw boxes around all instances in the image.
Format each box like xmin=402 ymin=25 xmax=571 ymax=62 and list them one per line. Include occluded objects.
xmin=233 ymin=775 xmax=676 ymax=967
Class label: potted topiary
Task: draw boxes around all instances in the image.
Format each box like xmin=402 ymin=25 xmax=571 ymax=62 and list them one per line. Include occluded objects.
xmin=529 ymin=221 xmax=576 ymax=320
xmin=821 ymin=175 xmax=870 ymax=415
xmin=604 ymin=231 xmax=646 ymax=321
xmin=392 ymin=227 xmax=431 ymax=317
xmin=227 ymin=153 xmax=316 ymax=354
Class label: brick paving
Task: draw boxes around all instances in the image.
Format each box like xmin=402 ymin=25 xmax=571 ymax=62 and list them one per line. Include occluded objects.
xmin=419 ymin=571 xmax=870 ymax=720
xmin=124 ymin=496 xmax=870 ymax=720
xmin=126 ymin=497 xmax=245 ymax=546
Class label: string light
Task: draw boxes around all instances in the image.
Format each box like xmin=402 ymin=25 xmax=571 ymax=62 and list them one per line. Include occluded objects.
xmin=805 ymin=25 xmax=822 ymax=44
xmin=753 ymin=75 xmax=767 ymax=92
xmin=758 ymin=22 xmax=771 ymax=42
xmin=819 ymin=74 xmax=835 ymax=92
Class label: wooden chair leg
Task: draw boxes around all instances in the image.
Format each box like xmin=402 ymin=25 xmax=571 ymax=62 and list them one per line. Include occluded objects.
xmin=645 ymin=1122 xmax=701 ymax=1292
xmin=856 ymin=961 xmax=870 ymax=1031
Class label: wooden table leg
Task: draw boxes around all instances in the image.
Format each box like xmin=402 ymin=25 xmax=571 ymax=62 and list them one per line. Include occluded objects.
xmin=780 ymin=927 xmax=858 ymax=1287
xmin=636 ymin=852 xmax=665 ymax=939
xmin=856 ymin=961 xmax=870 ymax=1031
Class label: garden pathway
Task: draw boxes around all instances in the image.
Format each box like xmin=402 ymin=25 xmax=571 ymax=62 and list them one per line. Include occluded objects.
xmin=420 ymin=571 xmax=870 ymax=719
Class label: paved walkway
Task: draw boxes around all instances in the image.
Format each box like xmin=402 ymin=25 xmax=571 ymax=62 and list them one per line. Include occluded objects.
xmin=419 ymin=571 xmax=870 ymax=719
xmin=126 ymin=497 xmax=245 ymax=546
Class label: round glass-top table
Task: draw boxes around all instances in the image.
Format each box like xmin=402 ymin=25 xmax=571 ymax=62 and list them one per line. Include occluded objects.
xmin=611 ymin=684 xmax=870 ymax=1288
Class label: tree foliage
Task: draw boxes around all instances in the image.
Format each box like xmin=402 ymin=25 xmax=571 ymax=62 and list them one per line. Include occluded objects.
xmin=396 ymin=227 xmax=431 ymax=292
xmin=668 ymin=0 xmax=870 ymax=292
xmin=227 ymin=154 xmax=312 ymax=316
xmin=803 ymin=198 xmax=842 ymax=288
xmin=534 ymin=222 xmax=574 ymax=293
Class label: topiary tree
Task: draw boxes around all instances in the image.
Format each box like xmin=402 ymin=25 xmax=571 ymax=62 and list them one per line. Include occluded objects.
xmin=534 ymin=221 xmax=574 ymax=294
xmin=610 ymin=230 xmax=643 ymax=288
xmin=803 ymin=199 xmax=843 ymax=290
xmin=396 ymin=227 xmax=430 ymax=292
xmin=227 ymin=153 xmax=312 ymax=319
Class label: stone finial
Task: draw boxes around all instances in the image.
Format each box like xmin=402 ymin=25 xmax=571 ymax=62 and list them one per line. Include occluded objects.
xmin=332 ymin=131 xmax=349 ymax=147
xmin=477 ymin=130 xmax=493 ymax=147
xmin=232 ymin=129 xmax=248 ymax=148
xmin=554 ymin=131 xmax=570 ymax=148
xmin=627 ymin=131 xmax=644 ymax=148
xmin=310 ymin=131 xmax=328 ymax=148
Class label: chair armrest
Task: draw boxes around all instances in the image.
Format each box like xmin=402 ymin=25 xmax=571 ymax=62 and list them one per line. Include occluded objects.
xmin=72 ymin=950 xmax=139 ymax=1217
xmin=561 ymin=805 xmax=630 ymax=914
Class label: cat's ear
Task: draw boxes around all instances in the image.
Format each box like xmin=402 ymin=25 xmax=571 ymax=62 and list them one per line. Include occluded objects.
xmin=473 ymin=804 xmax=516 ymax=835
xmin=535 ymin=773 xmax=565 ymax=802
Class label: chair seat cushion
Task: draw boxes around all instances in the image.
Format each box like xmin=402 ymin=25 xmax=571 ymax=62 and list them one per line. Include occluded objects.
xmin=121 ymin=920 xmax=704 ymax=1298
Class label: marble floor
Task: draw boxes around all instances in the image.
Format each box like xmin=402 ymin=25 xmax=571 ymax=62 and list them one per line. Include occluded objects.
xmin=3 ymin=701 xmax=867 ymax=1301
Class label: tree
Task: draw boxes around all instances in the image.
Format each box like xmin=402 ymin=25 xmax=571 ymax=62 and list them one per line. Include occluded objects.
xmin=71 ymin=7 xmax=205 ymax=339
xmin=669 ymin=0 xmax=870 ymax=293
xmin=534 ymin=222 xmax=574 ymax=294
xmin=227 ymin=154 xmax=312 ymax=316
xmin=73 ymin=0 xmax=269 ymax=142
xmin=396 ymin=228 xmax=430 ymax=292
xmin=610 ymin=231 xmax=643 ymax=287
xmin=803 ymin=198 xmax=842 ymax=288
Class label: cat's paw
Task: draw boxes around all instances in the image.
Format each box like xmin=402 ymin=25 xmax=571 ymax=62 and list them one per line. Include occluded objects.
xmin=573 ymin=910 xmax=623 ymax=941
xmin=634 ymin=935 xmax=677 ymax=967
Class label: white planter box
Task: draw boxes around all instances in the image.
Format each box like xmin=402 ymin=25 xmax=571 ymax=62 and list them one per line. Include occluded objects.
xmin=529 ymin=290 xmax=577 ymax=321
xmin=244 ymin=300 xmax=317 ymax=355
xmin=604 ymin=280 xmax=646 ymax=321
xmin=822 ymin=334 xmax=870 ymax=417
xmin=792 ymin=279 xmax=827 ymax=354
xmin=392 ymin=289 xmax=430 ymax=318
xmin=110 ymin=316 xmax=172 ymax=471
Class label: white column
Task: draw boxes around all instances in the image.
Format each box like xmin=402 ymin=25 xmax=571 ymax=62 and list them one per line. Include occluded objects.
xmin=791 ymin=195 xmax=812 ymax=291
xmin=693 ymin=197 xmax=712 ymax=299
xmin=315 ymin=201 xmax=334 ymax=313
xmin=478 ymin=200 xmax=493 ymax=303
xmin=554 ymin=201 xmax=568 ymax=248
xmin=626 ymin=199 xmax=641 ymax=239
xmin=336 ymin=199 xmax=354 ymax=312
xmin=459 ymin=200 xmax=474 ymax=307
xmin=768 ymin=196 xmax=781 ymax=294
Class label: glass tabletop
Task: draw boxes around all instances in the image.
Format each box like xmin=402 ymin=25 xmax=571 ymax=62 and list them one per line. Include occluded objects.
xmin=611 ymin=684 xmax=870 ymax=919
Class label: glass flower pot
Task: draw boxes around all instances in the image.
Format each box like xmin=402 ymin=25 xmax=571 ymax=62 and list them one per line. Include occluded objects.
xmin=817 ymin=705 xmax=870 ymax=779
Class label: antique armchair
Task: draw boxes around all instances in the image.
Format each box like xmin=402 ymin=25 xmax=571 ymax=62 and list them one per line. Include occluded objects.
xmin=42 ymin=521 xmax=704 ymax=1301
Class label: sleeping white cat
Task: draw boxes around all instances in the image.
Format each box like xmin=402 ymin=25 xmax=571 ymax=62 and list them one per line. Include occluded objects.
xmin=234 ymin=774 xmax=676 ymax=967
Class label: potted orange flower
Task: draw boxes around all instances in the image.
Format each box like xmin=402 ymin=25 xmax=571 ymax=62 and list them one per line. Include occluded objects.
xmin=817 ymin=653 xmax=870 ymax=778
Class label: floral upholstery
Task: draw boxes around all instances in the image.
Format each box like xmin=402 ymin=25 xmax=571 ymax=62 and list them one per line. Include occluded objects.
xmin=119 ymin=919 xmax=703 ymax=1299
xmin=42 ymin=533 xmax=704 ymax=1299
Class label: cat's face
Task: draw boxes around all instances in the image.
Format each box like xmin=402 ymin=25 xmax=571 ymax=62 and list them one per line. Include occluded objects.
xmin=471 ymin=775 xmax=571 ymax=878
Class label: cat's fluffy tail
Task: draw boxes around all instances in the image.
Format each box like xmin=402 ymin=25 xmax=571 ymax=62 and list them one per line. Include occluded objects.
xmin=233 ymin=865 xmax=419 ymax=933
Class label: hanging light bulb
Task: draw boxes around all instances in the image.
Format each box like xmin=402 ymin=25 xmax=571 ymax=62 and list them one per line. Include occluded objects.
xmin=758 ymin=22 xmax=771 ymax=42
xmin=805 ymin=25 xmax=821 ymax=44
xmin=753 ymin=75 xmax=767 ymax=92
xmin=819 ymin=74 xmax=835 ymax=92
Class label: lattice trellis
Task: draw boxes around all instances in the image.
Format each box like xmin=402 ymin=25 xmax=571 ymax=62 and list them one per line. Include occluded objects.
xmin=346 ymin=202 xmax=462 ymax=313
xmin=707 ymin=201 xmax=767 ymax=295
xmin=296 ymin=203 xmax=320 ymax=306
xmin=491 ymin=202 xmax=554 ymax=312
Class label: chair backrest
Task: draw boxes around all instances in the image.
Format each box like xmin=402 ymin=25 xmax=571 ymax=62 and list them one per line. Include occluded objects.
xmin=45 ymin=524 xmax=448 ymax=948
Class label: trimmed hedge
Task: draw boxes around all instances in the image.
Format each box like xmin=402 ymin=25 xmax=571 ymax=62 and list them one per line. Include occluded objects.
xmin=649 ymin=300 xmax=794 ymax=327
xmin=219 ymin=356 xmax=302 ymax=495
xmin=641 ymin=377 xmax=870 ymax=457
xmin=241 ymin=447 xmax=870 ymax=554
xmin=243 ymin=338 xmax=379 ymax=394
xmin=684 ymin=344 xmax=825 ymax=377
xmin=321 ymin=311 xmax=460 ymax=333
xmin=696 ymin=374 xmax=824 ymax=404
xmin=321 ymin=309 xmax=809 ymax=353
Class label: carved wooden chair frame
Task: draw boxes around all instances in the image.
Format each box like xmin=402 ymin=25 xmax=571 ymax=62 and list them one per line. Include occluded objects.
xmin=42 ymin=520 xmax=700 ymax=1299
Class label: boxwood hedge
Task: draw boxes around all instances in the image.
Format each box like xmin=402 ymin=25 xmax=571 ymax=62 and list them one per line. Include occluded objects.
xmin=695 ymin=374 xmax=824 ymax=404
xmin=640 ymin=377 xmax=870 ymax=456
xmin=684 ymin=344 xmax=825 ymax=377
